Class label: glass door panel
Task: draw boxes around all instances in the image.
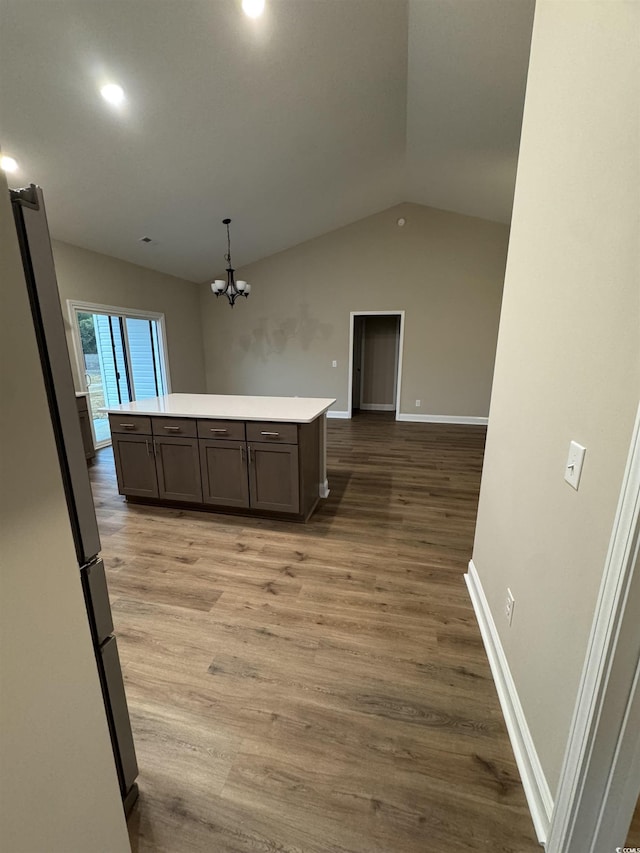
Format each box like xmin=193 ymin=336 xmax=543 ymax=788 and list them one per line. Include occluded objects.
xmin=76 ymin=311 xmax=112 ymax=446
xmin=124 ymin=317 xmax=166 ymax=400
xmin=73 ymin=307 xmax=168 ymax=448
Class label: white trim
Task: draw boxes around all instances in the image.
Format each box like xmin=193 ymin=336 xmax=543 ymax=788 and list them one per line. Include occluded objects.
xmin=547 ymin=402 xmax=640 ymax=853
xmin=326 ymin=410 xmax=350 ymax=419
xmin=347 ymin=311 xmax=405 ymax=420
xmin=397 ymin=413 xmax=488 ymax=426
xmin=465 ymin=560 xmax=553 ymax=844
xmin=319 ymin=479 xmax=330 ymax=499
xmin=360 ymin=403 xmax=396 ymax=412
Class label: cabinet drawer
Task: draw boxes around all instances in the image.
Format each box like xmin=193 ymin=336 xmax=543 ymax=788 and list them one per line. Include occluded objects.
xmin=246 ymin=422 xmax=298 ymax=444
xmin=152 ymin=417 xmax=197 ymax=438
xmin=109 ymin=414 xmax=152 ymax=435
xmin=197 ymin=419 xmax=246 ymax=441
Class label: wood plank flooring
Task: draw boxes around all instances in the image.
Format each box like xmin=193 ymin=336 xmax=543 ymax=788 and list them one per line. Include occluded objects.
xmin=90 ymin=413 xmax=541 ymax=853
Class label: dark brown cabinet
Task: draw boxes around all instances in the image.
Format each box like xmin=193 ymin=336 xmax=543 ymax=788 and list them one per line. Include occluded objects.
xmin=110 ymin=419 xmax=202 ymax=503
xmin=248 ymin=442 xmax=299 ymax=513
xmin=155 ymin=436 xmax=202 ymax=503
xmin=109 ymin=413 xmax=320 ymax=520
xmin=111 ymin=433 xmax=158 ymax=498
xmin=76 ymin=394 xmax=96 ymax=462
xmin=200 ymin=440 xmax=250 ymax=507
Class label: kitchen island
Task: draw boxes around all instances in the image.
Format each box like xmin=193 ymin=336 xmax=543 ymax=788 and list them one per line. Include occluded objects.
xmin=106 ymin=394 xmax=335 ymax=521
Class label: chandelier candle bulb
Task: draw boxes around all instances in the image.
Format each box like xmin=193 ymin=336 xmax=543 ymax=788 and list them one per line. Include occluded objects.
xmin=236 ymin=281 xmax=247 ymax=293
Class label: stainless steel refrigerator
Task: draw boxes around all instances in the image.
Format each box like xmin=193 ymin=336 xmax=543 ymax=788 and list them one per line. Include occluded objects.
xmin=10 ymin=183 xmax=139 ymax=815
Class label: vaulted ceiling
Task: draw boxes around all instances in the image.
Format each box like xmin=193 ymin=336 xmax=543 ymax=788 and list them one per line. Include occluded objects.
xmin=0 ymin=0 xmax=535 ymax=282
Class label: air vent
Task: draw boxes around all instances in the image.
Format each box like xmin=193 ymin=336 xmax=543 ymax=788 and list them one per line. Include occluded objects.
xmin=139 ymin=236 xmax=154 ymax=244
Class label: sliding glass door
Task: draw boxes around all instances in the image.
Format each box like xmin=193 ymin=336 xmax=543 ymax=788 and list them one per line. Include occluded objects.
xmin=70 ymin=303 xmax=169 ymax=448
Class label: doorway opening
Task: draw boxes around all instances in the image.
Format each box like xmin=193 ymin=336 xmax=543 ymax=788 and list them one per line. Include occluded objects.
xmin=68 ymin=301 xmax=171 ymax=448
xmin=348 ymin=311 xmax=404 ymax=419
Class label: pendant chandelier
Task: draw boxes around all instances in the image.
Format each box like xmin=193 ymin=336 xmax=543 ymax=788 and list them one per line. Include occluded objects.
xmin=210 ymin=218 xmax=251 ymax=307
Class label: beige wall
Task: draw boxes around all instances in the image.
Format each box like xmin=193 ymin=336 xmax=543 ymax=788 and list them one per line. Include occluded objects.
xmin=361 ymin=315 xmax=399 ymax=408
xmin=472 ymin=0 xmax=640 ymax=797
xmin=52 ymin=240 xmax=206 ymax=394
xmin=0 ymin=175 xmax=130 ymax=851
xmin=199 ymin=203 xmax=509 ymax=416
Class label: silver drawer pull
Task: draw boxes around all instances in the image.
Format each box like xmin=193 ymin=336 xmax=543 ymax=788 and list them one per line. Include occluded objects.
xmin=260 ymin=431 xmax=280 ymax=437
xmin=210 ymin=428 xmax=228 ymax=433
xmin=163 ymin=426 xmax=181 ymax=431
xmin=120 ymin=423 xmax=136 ymax=429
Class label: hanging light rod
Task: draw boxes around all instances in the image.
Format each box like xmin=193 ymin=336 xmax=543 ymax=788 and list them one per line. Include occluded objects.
xmin=210 ymin=218 xmax=251 ymax=307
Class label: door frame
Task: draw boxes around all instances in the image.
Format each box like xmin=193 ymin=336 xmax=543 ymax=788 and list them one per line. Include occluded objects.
xmin=547 ymin=402 xmax=640 ymax=851
xmin=347 ymin=311 xmax=405 ymax=420
xmin=67 ymin=299 xmax=172 ymax=447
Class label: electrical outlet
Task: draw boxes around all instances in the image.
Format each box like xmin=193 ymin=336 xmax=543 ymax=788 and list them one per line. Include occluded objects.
xmin=505 ymin=589 xmax=515 ymax=626
xmin=332 ymin=360 xmax=337 ymax=368
xmin=415 ymin=399 xmax=421 ymax=407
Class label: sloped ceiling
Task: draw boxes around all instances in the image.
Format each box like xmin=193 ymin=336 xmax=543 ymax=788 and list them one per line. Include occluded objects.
xmin=0 ymin=0 xmax=534 ymax=282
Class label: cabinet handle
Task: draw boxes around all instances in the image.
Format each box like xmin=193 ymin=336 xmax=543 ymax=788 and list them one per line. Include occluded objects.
xmin=248 ymin=445 xmax=252 ymax=465
xmin=163 ymin=425 xmax=181 ymax=432
xmin=120 ymin=423 xmax=136 ymax=430
xmin=260 ymin=431 xmax=280 ymax=437
xmin=210 ymin=428 xmax=228 ymax=433
xmin=145 ymin=439 xmax=150 ymax=455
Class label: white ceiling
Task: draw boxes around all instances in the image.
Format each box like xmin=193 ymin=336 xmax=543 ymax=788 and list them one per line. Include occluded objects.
xmin=0 ymin=0 xmax=534 ymax=283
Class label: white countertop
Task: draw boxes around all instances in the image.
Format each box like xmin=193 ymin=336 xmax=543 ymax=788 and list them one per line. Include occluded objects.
xmin=104 ymin=393 xmax=336 ymax=424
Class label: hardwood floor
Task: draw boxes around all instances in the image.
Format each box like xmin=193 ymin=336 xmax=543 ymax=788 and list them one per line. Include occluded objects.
xmin=90 ymin=413 xmax=541 ymax=853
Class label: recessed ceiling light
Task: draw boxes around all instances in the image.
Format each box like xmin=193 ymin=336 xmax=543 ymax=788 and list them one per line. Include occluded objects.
xmin=242 ymin=0 xmax=265 ymax=18
xmin=1 ymin=156 xmax=18 ymax=173
xmin=100 ymin=83 xmax=125 ymax=106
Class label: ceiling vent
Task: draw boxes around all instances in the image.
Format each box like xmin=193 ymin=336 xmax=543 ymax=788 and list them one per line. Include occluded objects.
xmin=138 ymin=236 xmax=155 ymax=244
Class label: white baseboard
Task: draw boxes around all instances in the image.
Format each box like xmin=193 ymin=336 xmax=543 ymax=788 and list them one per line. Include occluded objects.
xmin=360 ymin=403 xmax=396 ymax=412
xmin=397 ymin=413 xmax=488 ymax=425
xmin=328 ymin=411 xmax=488 ymax=425
xmin=319 ymin=479 xmax=330 ymax=499
xmin=465 ymin=560 xmax=553 ymax=845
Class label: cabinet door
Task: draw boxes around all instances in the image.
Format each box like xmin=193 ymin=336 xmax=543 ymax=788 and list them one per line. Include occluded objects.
xmin=248 ymin=442 xmax=299 ymax=513
xmin=154 ymin=436 xmax=202 ymax=503
xmin=199 ymin=439 xmax=249 ymax=508
xmin=78 ymin=409 xmax=96 ymax=460
xmin=112 ymin=434 xmax=158 ymax=498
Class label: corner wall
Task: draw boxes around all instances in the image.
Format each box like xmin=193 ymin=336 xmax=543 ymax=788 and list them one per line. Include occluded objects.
xmin=52 ymin=240 xmax=206 ymax=394
xmin=471 ymin=0 xmax=640 ymax=801
xmin=199 ymin=203 xmax=509 ymax=417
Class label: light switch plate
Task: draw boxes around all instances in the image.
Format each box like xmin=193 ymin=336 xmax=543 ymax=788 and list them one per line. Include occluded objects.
xmin=564 ymin=441 xmax=586 ymax=490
